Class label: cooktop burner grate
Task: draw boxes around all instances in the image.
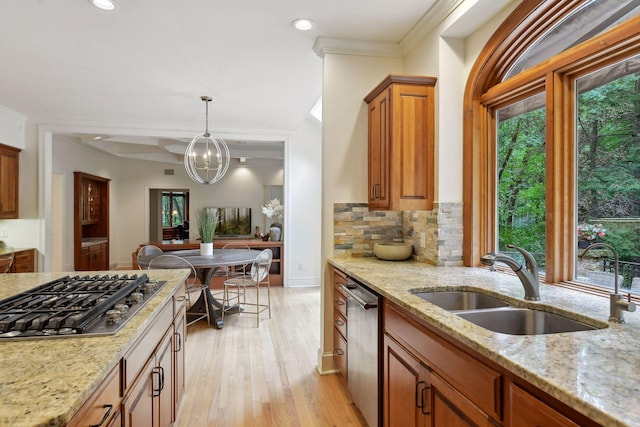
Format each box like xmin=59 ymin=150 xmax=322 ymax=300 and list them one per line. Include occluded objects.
xmin=0 ymin=274 xmax=167 ymax=340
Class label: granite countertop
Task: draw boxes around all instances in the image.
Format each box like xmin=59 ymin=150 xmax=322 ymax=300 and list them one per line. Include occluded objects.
xmin=330 ymin=257 xmax=640 ymax=427
xmin=0 ymin=269 xmax=188 ymax=427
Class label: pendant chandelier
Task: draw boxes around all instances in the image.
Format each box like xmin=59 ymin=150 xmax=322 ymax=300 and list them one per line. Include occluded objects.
xmin=184 ymin=96 xmax=230 ymax=184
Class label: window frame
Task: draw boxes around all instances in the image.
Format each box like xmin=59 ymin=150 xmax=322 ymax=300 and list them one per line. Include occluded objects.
xmin=463 ymin=0 xmax=640 ymax=287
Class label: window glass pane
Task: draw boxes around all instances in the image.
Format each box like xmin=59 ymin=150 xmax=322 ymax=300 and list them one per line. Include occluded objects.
xmin=576 ymin=57 xmax=640 ymax=291
xmin=504 ymin=0 xmax=640 ymax=80
xmin=496 ymin=93 xmax=547 ymax=269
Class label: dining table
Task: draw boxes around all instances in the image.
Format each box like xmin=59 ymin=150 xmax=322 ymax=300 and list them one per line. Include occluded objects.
xmin=137 ymin=248 xmax=262 ymax=328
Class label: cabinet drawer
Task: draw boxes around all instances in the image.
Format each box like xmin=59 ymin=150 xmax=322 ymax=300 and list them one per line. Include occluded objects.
xmin=384 ymin=300 xmax=502 ymax=420
xmin=11 ymin=249 xmax=35 ymax=272
xmin=68 ymin=364 xmax=120 ymax=427
xmin=333 ymin=308 xmax=347 ymax=340
xmin=334 ymin=283 xmax=347 ymax=318
xmin=333 ymin=327 xmax=347 ymax=380
xmin=123 ymin=300 xmax=173 ymax=391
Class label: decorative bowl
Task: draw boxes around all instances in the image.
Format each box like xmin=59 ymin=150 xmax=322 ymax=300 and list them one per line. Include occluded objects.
xmin=373 ymin=243 xmax=413 ymax=261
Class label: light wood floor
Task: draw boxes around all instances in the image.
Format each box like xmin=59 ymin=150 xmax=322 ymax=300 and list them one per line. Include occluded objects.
xmin=177 ymin=286 xmax=367 ymax=427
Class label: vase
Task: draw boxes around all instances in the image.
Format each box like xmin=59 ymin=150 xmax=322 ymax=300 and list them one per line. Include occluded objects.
xmin=269 ymin=227 xmax=281 ymax=242
xmin=200 ymin=242 xmax=213 ymax=256
xmin=269 ymin=222 xmax=282 ymax=241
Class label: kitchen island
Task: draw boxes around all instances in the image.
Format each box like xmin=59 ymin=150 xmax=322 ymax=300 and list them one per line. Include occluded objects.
xmin=0 ymin=269 xmax=188 ymax=427
xmin=330 ymin=257 xmax=640 ymax=427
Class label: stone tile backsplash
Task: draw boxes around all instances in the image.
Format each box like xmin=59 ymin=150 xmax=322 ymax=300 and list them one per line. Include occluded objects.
xmin=333 ymin=202 xmax=463 ymax=266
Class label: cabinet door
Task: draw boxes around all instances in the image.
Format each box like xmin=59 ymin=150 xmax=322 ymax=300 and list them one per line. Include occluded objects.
xmin=383 ymin=334 xmax=426 ymax=427
xmin=174 ymin=308 xmax=186 ymax=421
xmin=156 ymin=327 xmax=174 ymax=427
xmin=0 ymin=145 xmax=19 ymax=219
xmin=427 ymin=371 xmax=497 ymax=427
xmin=123 ymin=354 xmax=156 ymax=427
xmin=368 ymin=87 xmax=391 ymax=209
xmin=507 ymin=383 xmax=581 ymax=427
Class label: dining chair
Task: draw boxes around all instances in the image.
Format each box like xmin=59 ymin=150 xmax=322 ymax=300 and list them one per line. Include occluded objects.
xmin=136 ymin=245 xmax=163 ymax=269
xmin=0 ymin=249 xmax=14 ymax=273
xmin=148 ymin=254 xmax=210 ymax=327
xmin=222 ymin=248 xmax=273 ymax=327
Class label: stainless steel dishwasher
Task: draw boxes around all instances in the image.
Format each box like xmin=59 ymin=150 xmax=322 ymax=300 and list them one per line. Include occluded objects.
xmin=339 ymin=278 xmax=381 ymax=427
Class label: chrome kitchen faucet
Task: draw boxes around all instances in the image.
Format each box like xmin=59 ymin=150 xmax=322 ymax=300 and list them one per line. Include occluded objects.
xmin=480 ymin=244 xmax=540 ymax=301
xmin=579 ymin=242 xmax=636 ymax=323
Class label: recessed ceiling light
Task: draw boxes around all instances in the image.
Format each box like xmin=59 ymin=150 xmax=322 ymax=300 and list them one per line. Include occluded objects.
xmin=90 ymin=0 xmax=117 ymax=11
xmin=292 ymin=18 xmax=314 ymax=31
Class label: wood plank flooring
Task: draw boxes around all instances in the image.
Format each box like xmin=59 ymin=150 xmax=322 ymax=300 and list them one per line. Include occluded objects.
xmin=177 ymin=286 xmax=367 ymax=427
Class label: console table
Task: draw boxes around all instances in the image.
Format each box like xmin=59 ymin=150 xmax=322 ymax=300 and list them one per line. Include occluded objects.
xmin=133 ymin=239 xmax=284 ymax=286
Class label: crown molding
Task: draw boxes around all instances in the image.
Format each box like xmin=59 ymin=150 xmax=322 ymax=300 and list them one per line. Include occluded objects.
xmin=313 ymin=37 xmax=402 ymax=58
xmin=400 ymin=0 xmax=466 ymax=53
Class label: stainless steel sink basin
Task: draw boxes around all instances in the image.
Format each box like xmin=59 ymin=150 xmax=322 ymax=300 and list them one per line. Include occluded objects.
xmin=413 ymin=291 xmax=510 ymax=311
xmin=457 ymin=307 xmax=601 ymax=335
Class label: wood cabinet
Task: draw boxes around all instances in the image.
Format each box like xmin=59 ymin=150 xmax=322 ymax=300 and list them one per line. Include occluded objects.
xmin=365 ymin=75 xmax=437 ymax=211
xmin=0 ymin=143 xmax=19 ymax=219
xmin=74 ymin=172 xmax=110 ymax=271
xmin=123 ymin=326 xmax=175 ymax=427
xmin=70 ymin=283 xmax=186 ymax=427
xmin=68 ymin=364 xmax=121 ymax=427
xmin=383 ymin=298 xmax=601 ymax=427
xmin=507 ymin=383 xmax=581 ymax=427
xmin=8 ymin=248 xmax=35 ymax=273
xmin=79 ymin=242 xmax=109 ymax=271
xmin=333 ymin=267 xmax=348 ymax=380
xmin=383 ymin=300 xmax=500 ymax=427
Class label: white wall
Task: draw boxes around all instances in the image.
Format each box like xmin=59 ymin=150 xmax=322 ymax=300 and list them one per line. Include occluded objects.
xmin=319 ymin=53 xmax=405 ymax=371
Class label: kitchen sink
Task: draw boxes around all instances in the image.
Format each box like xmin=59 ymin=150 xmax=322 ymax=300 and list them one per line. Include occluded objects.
xmin=413 ymin=290 xmax=510 ymax=311
xmin=411 ymin=289 xmax=606 ymax=335
xmin=457 ymin=307 xmax=602 ymax=335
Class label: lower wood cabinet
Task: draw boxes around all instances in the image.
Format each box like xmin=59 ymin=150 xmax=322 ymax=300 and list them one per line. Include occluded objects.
xmin=68 ymin=283 xmax=186 ymax=427
xmin=507 ymin=383 xmax=581 ymax=427
xmin=67 ymin=364 xmax=121 ymax=427
xmin=9 ymin=248 xmax=35 ymax=273
xmin=383 ymin=311 xmax=498 ymax=427
xmin=383 ymin=299 xmax=601 ymax=427
xmin=78 ymin=242 xmax=108 ymax=271
xmin=333 ymin=267 xmax=348 ymax=379
xmin=123 ymin=325 xmax=175 ymax=427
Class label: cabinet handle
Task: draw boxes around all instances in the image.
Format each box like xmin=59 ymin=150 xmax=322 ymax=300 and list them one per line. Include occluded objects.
xmin=334 ymin=348 xmax=344 ymax=356
xmin=335 ymin=300 xmax=345 ymax=306
xmin=174 ymin=332 xmax=182 ymax=352
xmin=89 ymin=404 xmax=113 ymax=427
xmin=152 ymin=367 xmax=165 ymax=396
xmin=335 ymin=319 xmax=345 ymax=327
xmin=415 ymin=381 xmax=431 ymax=415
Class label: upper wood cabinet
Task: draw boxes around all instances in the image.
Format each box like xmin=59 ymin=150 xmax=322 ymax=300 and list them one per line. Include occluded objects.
xmin=365 ymin=75 xmax=436 ymax=211
xmin=0 ymin=144 xmax=20 ymax=219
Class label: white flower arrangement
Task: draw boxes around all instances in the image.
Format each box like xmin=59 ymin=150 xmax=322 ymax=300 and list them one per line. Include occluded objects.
xmin=261 ymin=198 xmax=283 ymax=222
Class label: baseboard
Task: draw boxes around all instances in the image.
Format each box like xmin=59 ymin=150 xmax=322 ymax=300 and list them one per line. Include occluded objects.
xmin=316 ymin=349 xmax=337 ymax=375
xmin=287 ymin=276 xmax=320 ymax=287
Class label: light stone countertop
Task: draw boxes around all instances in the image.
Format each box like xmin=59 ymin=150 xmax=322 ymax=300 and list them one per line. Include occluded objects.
xmin=0 ymin=270 xmax=188 ymax=427
xmin=329 ymin=257 xmax=640 ymax=427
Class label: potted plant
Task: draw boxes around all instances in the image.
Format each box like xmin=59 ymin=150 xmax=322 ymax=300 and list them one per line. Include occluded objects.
xmin=197 ymin=208 xmax=218 ymax=255
xmin=577 ymin=223 xmax=607 ymax=249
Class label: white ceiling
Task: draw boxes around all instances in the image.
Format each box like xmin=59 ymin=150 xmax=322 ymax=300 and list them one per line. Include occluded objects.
xmin=0 ymin=0 xmax=479 ymax=164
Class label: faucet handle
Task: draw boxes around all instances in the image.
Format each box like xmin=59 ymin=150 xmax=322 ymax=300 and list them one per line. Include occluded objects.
xmin=507 ymin=244 xmax=539 ymax=277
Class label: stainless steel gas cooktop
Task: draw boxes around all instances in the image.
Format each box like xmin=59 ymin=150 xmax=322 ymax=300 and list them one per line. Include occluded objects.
xmin=0 ymin=274 xmax=167 ymax=340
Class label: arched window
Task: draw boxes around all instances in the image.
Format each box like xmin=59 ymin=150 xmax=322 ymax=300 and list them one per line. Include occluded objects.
xmin=464 ymin=0 xmax=640 ymax=292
